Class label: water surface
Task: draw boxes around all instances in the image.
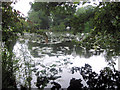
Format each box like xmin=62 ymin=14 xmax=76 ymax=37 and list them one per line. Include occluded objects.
xmin=13 ymin=32 xmax=118 ymax=88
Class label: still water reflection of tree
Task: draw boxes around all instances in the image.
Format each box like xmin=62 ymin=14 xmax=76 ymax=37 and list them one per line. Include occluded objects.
xmin=13 ymin=32 xmax=119 ymax=89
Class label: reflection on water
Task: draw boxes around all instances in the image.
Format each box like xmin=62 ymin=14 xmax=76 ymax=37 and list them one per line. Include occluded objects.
xmin=13 ymin=32 xmax=118 ymax=89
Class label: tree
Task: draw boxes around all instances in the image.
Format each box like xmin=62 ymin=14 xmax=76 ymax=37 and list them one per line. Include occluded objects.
xmin=80 ymin=2 xmax=120 ymax=61
xmin=28 ymin=8 xmax=50 ymax=29
xmin=28 ymin=2 xmax=77 ymax=31
xmin=2 ymin=2 xmax=27 ymax=88
xmin=70 ymin=5 xmax=95 ymax=33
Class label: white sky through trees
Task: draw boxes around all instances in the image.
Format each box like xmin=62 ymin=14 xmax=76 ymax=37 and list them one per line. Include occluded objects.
xmin=12 ymin=0 xmax=99 ymax=17
xmin=12 ymin=0 xmax=34 ymax=17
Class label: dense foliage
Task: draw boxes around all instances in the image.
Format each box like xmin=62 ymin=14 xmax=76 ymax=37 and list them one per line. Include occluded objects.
xmin=28 ymin=2 xmax=77 ymax=31
xmin=2 ymin=2 xmax=27 ymax=89
xmin=79 ymin=2 xmax=120 ymax=61
xmin=70 ymin=5 xmax=95 ymax=33
xmin=32 ymin=64 xmax=120 ymax=90
xmin=2 ymin=1 xmax=120 ymax=89
xmin=69 ymin=64 xmax=120 ymax=90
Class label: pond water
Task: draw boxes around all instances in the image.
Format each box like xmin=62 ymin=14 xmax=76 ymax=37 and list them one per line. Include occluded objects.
xmin=13 ymin=32 xmax=118 ymax=89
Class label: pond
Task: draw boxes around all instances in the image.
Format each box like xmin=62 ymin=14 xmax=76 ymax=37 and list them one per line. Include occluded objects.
xmin=13 ymin=32 xmax=118 ymax=89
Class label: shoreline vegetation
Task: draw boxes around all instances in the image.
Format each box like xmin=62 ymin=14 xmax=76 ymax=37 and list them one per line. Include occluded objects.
xmin=2 ymin=1 xmax=120 ymax=89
